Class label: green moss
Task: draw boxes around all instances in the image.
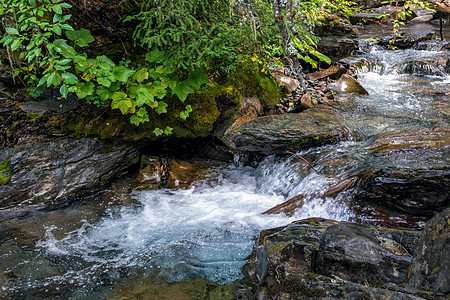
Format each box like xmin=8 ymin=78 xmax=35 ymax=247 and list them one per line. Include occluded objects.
xmin=433 ymin=266 xmax=441 ymax=273
xmin=222 ymin=59 xmax=283 ymax=110
xmin=45 ymin=89 xmax=220 ymax=142
xmin=268 ymin=240 xmax=289 ymax=255
xmin=0 ymin=159 xmax=12 ymax=185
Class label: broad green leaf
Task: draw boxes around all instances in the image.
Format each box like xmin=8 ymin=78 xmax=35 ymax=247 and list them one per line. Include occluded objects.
xmin=53 ymin=26 xmax=62 ymax=35
xmin=5 ymin=28 xmax=19 ymax=35
xmin=153 ymin=128 xmax=164 ymax=136
xmin=135 ymin=84 xmax=155 ymax=106
xmin=97 ymin=55 xmax=115 ymax=69
xmin=172 ymin=80 xmax=193 ymax=102
xmin=155 ymin=101 xmax=168 ymax=114
xmin=53 ymin=5 xmax=62 ymax=15
xmin=133 ymin=68 xmax=149 ymax=83
xmin=60 ymin=84 xmax=69 ymax=98
xmin=152 ymin=85 xmax=167 ymax=99
xmin=130 ymin=115 xmax=140 ymax=126
xmin=10 ymin=39 xmax=21 ymax=51
xmin=145 ymin=50 xmax=165 ymax=63
xmin=75 ymin=81 xmax=95 ymax=99
xmin=47 ymin=72 xmax=62 ymax=87
xmin=96 ymin=86 xmax=111 ymax=102
xmin=163 ymin=127 xmax=173 ymax=135
xmin=186 ymin=69 xmax=209 ymax=90
xmin=53 ymin=13 xmax=62 ymax=23
xmin=111 ymin=92 xmax=134 ymax=114
xmin=61 ymin=72 xmax=78 ymax=85
xmin=66 ymin=29 xmax=94 ymax=47
xmin=113 ymin=66 xmax=135 ymax=83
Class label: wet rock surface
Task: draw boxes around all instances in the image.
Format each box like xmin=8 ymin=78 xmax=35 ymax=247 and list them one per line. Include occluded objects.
xmin=408 ymin=209 xmax=450 ymax=294
xmin=223 ymin=105 xmax=350 ymax=155
xmin=255 ymin=218 xmax=447 ymax=299
xmin=314 ymin=16 xmax=359 ymax=62
xmin=355 ymin=128 xmax=450 ymax=217
xmin=0 ymin=138 xmax=140 ymax=212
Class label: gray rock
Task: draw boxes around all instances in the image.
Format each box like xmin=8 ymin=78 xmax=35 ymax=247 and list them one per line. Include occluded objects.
xmin=314 ymin=16 xmax=359 ymax=63
xmin=0 ymin=138 xmax=140 ymax=211
xmin=223 ymin=105 xmax=350 ymax=155
xmin=408 ymin=208 xmax=450 ymax=294
xmin=255 ymin=218 xmax=442 ymax=299
xmin=21 ymin=98 xmax=79 ymax=114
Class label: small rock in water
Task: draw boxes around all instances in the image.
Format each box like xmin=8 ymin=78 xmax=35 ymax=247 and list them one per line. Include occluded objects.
xmin=328 ymin=74 xmax=369 ymax=95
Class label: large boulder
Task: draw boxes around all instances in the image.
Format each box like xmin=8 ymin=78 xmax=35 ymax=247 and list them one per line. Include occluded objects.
xmin=256 ymin=218 xmax=443 ymax=299
xmin=356 ymin=128 xmax=450 ymax=216
xmin=0 ymin=138 xmax=140 ymax=211
xmin=223 ymin=105 xmax=351 ymax=155
xmin=408 ymin=208 xmax=450 ymax=294
xmin=314 ymin=15 xmax=359 ymax=63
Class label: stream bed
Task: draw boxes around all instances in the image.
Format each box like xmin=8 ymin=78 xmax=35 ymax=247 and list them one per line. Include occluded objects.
xmin=1 ymin=39 xmax=449 ymax=298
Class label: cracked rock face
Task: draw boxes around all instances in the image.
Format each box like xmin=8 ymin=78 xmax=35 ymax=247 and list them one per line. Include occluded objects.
xmin=0 ymin=138 xmax=140 ymax=211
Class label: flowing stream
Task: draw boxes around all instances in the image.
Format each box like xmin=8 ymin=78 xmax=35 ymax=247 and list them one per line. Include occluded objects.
xmin=1 ymin=45 xmax=449 ymax=298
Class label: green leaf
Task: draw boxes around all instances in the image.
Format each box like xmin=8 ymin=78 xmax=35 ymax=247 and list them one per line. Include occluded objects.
xmin=5 ymin=28 xmax=19 ymax=35
xmin=111 ymin=92 xmax=134 ymax=114
xmin=60 ymin=84 xmax=69 ymax=98
xmin=75 ymin=81 xmax=95 ymax=99
xmin=96 ymin=86 xmax=111 ymax=102
xmin=61 ymin=24 xmax=74 ymax=31
xmin=97 ymin=55 xmax=115 ymax=69
xmin=53 ymin=13 xmax=62 ymax=23
xmin=152 ymin=85 xmax=167 ymax=99
xmin=186 ymin=69 xmax=208 ymax=90
xmin=53 ymin=26 xmax=62 ymax=35
xmin=135 ymin=84 xmax=155 ymax=106
xmin=172 ymin=80 xmax=193 ymax=102
xmin=53 ymin=5 xmax=62 ymax=15
xmin=180 ymin=104 xmax=192 ymax=120
xmin=163 ymin=127 xmax=173 ymax=135
xmin=61 ymin=72 xmax=78 ymax=85
xmin=153 ymin=128 xmax=164 ymax=136
xmin=155 ymin=101 xmax=168 ymax=114
xmin=130 ymin=115 xmax=140 ymax=126
xmin=133 ymin=68 xmax=149 ymax=83
xmin=0 ymin=36 xmax=13 ymax=46
xmin=145 ymin=50 xmax=165 ymax=63
xmin=47 ymin=72 xmax=62 ymax=87
xmin=10 ymin=39 xmax=21 ymax=51
xmin=66 ymin=29 xmax=94 ymax=47
xmin=113 ymin=66 xmax=135 ymax=83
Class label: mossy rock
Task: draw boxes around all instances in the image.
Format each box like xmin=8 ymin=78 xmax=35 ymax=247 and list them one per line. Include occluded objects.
xmin=45 ymin=90 xmax=220 ymax=142
xmin=221 ymin=59 xmax=283 ymax=110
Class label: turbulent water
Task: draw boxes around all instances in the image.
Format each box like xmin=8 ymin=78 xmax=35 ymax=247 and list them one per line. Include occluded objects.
xmin=1 ymin=47 xmax=449 ymax=298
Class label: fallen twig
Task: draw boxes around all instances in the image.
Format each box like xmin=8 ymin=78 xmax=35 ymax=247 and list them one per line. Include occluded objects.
xmin=286 ymin=150 xmax=324 ymax=177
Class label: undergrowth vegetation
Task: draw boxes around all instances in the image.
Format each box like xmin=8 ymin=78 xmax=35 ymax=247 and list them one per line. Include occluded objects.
xmin=0 ymin=0 xmax=434 ymax=135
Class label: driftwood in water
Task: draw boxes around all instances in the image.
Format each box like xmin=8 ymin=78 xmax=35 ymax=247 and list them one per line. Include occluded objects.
xmin=262 ymin=177 xmax=358 ymax=216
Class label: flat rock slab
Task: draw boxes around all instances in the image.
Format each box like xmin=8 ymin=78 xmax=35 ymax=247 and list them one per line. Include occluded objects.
xmin=0 ymin=138 xmax=140 ymax=213
xmin=223 ymin=106 xmax=350 ymax=155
